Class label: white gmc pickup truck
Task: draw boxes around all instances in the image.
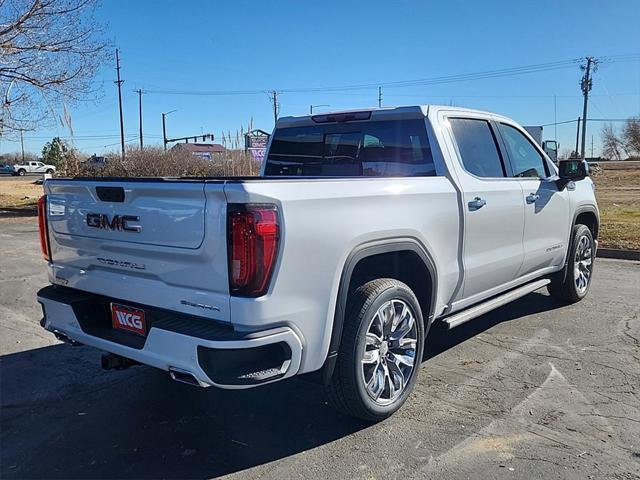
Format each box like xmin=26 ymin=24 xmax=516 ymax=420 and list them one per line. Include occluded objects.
xmin=37 ymin=105 xmax=599 ymax=421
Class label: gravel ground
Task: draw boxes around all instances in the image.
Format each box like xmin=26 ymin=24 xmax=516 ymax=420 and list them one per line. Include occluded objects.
xmin=1 ymin=217 xmax=639 ymax=480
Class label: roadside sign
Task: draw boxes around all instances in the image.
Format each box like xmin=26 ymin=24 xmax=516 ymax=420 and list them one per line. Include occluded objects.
xmin=245 ymin=129 xmax=270 ymax=163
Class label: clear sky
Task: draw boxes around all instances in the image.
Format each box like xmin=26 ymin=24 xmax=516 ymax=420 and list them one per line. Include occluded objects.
xmin=5 ymin=0 xmax=640 ymax=157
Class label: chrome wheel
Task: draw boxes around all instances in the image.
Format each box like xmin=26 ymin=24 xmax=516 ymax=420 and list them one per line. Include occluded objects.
xmin=361 ymin=299 xmax=418 ymax=406
xmin=574 ymin=234 xmax=593 ymax=294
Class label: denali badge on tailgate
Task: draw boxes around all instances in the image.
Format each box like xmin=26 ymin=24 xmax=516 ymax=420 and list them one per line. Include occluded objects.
xmin=86 ymin=213 xmax=141 ymax=232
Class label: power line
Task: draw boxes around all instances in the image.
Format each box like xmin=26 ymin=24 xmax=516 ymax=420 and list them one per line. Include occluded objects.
xmin=143 ymin=55 xmax=640 ymax=97
xmin=540 ymin=118 xmax=630 ymax=127
xmin=15 ymin=133 xmax=163 ymax=140
xmin=145 ymin=58 xmax=583 ymax=96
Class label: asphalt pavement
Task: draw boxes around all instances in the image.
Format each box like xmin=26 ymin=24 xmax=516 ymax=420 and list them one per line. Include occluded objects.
xmin=1 ymin=217 xmax=639 ymax=479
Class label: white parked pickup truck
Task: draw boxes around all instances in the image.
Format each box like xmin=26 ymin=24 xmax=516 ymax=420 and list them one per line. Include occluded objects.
xmin=13 ymin=161 xmax=56 ymax=176
xmin=37 ymin=106 xmax=599 ymax=421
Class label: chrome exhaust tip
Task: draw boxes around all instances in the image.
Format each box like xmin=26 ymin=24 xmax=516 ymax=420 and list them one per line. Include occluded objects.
xmin=52 ymin=329 xmax=82 ymax=346
xmin=168 ymin=367 xmax=206 ymax=387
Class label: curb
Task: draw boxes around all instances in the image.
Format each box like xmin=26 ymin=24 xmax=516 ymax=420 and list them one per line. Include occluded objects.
xmin=597 ymin=248 xmax=640 ymax=261
xmin=0 ymin=207 xmax=38 ymax=218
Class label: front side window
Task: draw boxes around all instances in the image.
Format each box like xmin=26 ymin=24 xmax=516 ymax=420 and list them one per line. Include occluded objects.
xmin=499 ymin=124 xmax=549 ymax=178
xmin=450 ymin=118 xmax=505 ymax=178
xmin=265 ymin=119 xmax=435 ymax=177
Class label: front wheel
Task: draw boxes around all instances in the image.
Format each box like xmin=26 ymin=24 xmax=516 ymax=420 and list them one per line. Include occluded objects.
xmin=46 ymin=169 xmax=54 ymax=175
xmin=548 ymin=224 xmax=595 ymax=303
xmin=324 ymin=278 xmax=425 ymax=422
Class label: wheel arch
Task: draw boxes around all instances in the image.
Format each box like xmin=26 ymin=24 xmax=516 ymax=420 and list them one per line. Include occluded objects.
xmin=559 ymin=205 xmax=599 ymax=284
xmin=574 ymin=207 xmax=599 ymax=240
xmin=321 ymin=238 xmax=438 ymax=384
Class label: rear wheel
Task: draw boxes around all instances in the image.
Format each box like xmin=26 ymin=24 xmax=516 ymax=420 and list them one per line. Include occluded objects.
xmin=325 ymin=278 xmax=425 ymax=422
xmin=548 ymin=224 xmax=595 ymax=303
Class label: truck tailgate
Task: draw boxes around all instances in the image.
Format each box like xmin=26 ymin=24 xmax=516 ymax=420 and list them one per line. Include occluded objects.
xmin=45 ymin=180 xmax=230 ymax=322
xmin=48 ymin=181 xmax=207 ymax=248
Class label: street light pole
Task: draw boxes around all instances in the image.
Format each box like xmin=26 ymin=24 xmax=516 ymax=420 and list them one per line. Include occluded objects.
xmin=162 ymin=113 xmax=167 ymax=151
xmin=162 ymin=110 xmax=177 ymax=150
xmin=310 ymin=104 xmax=330 ymax=114
xmin=136 ymin=89 xmax=144 ymax=149
xmin=19 ymin=129 xmax=25 ymax=162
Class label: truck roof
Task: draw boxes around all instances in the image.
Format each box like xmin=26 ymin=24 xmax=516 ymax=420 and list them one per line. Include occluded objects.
xmin=276 ymin=104 xmax=512 ymax=128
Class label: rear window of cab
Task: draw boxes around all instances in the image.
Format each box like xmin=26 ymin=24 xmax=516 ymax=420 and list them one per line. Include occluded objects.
xmin=264 ymin=119 xmax=435 ymax=177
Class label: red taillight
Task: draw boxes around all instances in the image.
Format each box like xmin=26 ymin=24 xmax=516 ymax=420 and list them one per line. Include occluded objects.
xmin=227 ymin=204 xmax=280 ymax=297
xmin=37 ymin=195 xmax=51 ymax=262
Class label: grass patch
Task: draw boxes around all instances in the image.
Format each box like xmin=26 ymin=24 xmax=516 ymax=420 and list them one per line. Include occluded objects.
xmin=0 ymin=179 xmax=42 ymax=209
xmin=598 ymin=206 xmax=640 ymax=250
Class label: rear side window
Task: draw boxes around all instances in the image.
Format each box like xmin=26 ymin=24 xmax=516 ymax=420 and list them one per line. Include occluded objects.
xmin=450 ymin=118 xmax=505 ymax=178
xmin=499 ymin=123 xmax=549 ymax=178
xmin=264 ymin=119 xmax=435 ymax=177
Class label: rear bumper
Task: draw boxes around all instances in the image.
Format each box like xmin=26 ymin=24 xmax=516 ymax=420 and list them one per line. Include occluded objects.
xmin=37 ymin=286 xmax=303 ymax=389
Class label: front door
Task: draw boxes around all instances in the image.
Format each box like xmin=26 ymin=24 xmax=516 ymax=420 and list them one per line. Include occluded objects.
xmin=497 ymin=123 xmax=571 ymax=275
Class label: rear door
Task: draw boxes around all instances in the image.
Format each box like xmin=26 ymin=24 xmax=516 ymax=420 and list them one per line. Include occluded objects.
xmin=446 ymin=117 xmax=525 ymax=303
xmin=496 ymin=122 xmax=571 ymax=275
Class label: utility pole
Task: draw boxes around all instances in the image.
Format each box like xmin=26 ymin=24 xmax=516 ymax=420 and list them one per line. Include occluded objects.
xmin=271 ymin=90 xmax=279 ymax=124
xmin=378 ymin=86 xmax=382 ymax=108
xmin=115 ymin=49 xmax=125 ymax=160
xmin=579 ymin=57 xmax=597 ymax=159
xmin=554 ymin=94 xmax=557 ymax=143
xmin=135 ymin=89 xmax=144 ymax=149
xmin=575 ymin=117 xmax=581 ymax=156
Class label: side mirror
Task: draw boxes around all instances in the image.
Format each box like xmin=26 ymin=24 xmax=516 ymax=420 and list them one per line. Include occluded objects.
xmin=557 ymin=159 xmax=588 ymax=190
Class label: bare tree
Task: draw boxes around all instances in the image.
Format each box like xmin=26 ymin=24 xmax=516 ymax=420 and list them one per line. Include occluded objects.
xmin=0 ymin=0 xmax=109 ymax=136
xmin=601 ymin=124 xmax=624 ymax=160
xmin=622 ymin=117 xmax=640 ymax=157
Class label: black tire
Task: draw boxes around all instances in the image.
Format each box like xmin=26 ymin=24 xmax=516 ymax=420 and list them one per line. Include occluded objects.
xmin=324 ymin=278 xmax=425 ymax=422
xmin=548 ymin=224 xmax=595 ymax=303
xmin=17 ymin=169 xmax=26 ymax=176
xmin=46 ymin=169 xmax=54 ymax=175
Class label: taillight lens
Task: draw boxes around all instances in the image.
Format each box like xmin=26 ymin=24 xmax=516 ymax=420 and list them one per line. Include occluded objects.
xmin=227 ymin=204 xmax=280 ymax=297
xmin=37 ymin=195 xmax=51 ymax=262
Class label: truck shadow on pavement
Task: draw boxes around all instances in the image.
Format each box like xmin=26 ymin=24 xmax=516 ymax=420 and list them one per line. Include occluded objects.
xmin=1 ymin=292 xmax=561 ymax=479
xmin=423 ymin=291 xmax=560 ymax=360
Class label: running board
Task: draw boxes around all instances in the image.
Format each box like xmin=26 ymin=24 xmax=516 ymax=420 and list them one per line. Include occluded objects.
xmin=443 ymin=279 xmax=551 ymax=330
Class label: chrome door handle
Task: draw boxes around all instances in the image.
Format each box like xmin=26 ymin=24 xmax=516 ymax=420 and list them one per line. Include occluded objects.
xmin=526 ymin=193 xmax=540 ymax=204
xmin=468 ymin=197 xmax=486 ymax=211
